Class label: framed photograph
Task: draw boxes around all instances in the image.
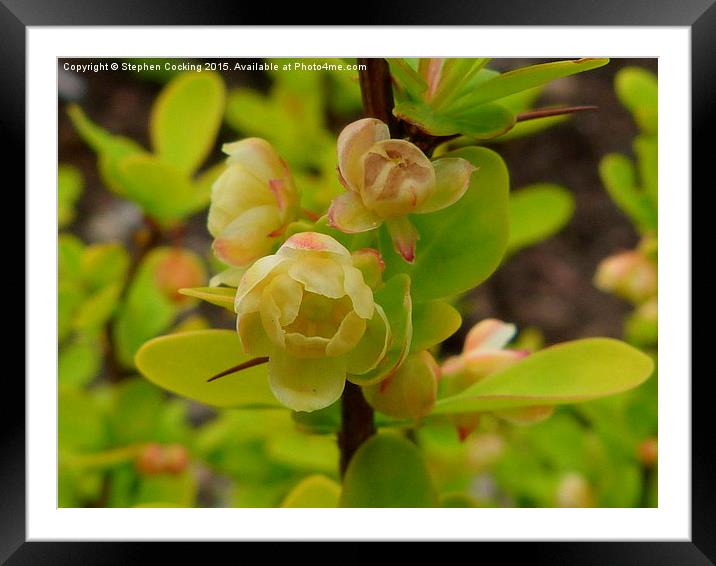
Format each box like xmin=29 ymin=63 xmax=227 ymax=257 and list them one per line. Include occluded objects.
xmin=9 ymin=0 xmax=704 ymax=562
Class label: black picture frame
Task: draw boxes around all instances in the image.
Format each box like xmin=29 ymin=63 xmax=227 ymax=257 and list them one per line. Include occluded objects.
xmin=8 ymin=1 xmax=703 ymax=562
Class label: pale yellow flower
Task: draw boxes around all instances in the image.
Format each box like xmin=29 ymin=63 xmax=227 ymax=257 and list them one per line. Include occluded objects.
xmin=234 ymin=232 xmax=390 ymax=412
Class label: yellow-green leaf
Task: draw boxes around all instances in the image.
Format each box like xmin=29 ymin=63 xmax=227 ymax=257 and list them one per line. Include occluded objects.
xmin=178 ymin=286 xmax=235 ymax=311
xmin=136 ymin=330 xmax=279 ymax=409
xmin=150 ymin=71 xmax=226 ymax=175
xmin=508 ymin=183 xmax=575 ymax=253
xmin=433 ymin=338 xmax=653 ymax=415
xmin=281 ymin=475 xmax=341 ymax=508
xmin=411 ymin=300 xmax=461 ymax=352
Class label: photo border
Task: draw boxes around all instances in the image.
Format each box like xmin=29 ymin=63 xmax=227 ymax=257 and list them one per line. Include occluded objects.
xmin=9 ymin=0 xmax=704 ymax=562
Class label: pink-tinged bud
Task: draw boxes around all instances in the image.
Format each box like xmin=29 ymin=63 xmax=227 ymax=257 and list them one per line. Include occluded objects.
xmin=638 ymin=438 xmax=658 ymax=468
xmin=363 ymin=351 xmax=440 ymax=420
xmin=208 ymin=138 xmax=299 ymax=268
xmin=135 ymin=443 xmax=165 ymax=475
xmin=163 ymin=444 xmax=190 ymax=474
xmin=465 ymin=432 xmax=505 ymax=470
xmin=455 ymin=414 xmax=481 ymax=442
xmin=351 ymin=248 xmax=385 ymax=289
xmin=329 ymin=118 xmax=475 ymax=262
xmin=155 ymin=249 xmax=206 ymax=305
xmin=555 ymin=473 xmax=595 ymax=508
xmin=595 ymin=250 xmax=657 ymax=304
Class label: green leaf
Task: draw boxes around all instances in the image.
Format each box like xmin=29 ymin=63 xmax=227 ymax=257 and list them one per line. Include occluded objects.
xmin=135 ymin=471 xmax=198 ymax=507
xmin=615 ymin=67 xmax=658 ymax=135
xmin=508 ymin=183 xmax=575 ymax=253
xmin=66 ymin=104 xmax=146 ymax=196
xmin=634 ymin=134 xmax=658 ymax=206
xmin=387 ymin=58 xmax=428 ymax=100
xmin=348 ymin=274 xmax=412 ymax=385
xmin=394 ymin=100 xmax=515 ymax=139
xmin=150 ymin=71 xmax=226 ymax=175
xmin=116 ymin=154 xmax=204 ymax=224
xmin=81 ymin=242 xmax=130 ymax=292
xmin=113 ymin=248 xmax=178 ymax=367
xmin=178 ymin=286 xmax=236 ymax=311
xmin=59 ymin=336 xmax=102 ymax=388
xmin=72 ymin=282 xmax=122 ymax=332
xmin=59 ymin=389 xmax=108 ymax=452
xmin=410 ymin=300 xmax=462 ymax=352
xmin=433 ymin=338 xmax=653 ymax=415
xmin=136 ymin=329 xmax=280 ymax=408
xmin=266 ymin=432 xmax=339 ymax=475
xmin=281 ymin=475 xmax=341 ymax=508
xmin=599 ymin=153 xmax=655 ymax=231
xmin=340 ymin=434 xmax=437 ymax=507
xmin=382 ymin=146 xmax=509 ymax=302
xmin=58 ymin=165 xmax=84 ymax=228
xmin=450 ymin=58 xmax=610 ymax=112
xmin=109 ymin=378 xmax=165 ymax=445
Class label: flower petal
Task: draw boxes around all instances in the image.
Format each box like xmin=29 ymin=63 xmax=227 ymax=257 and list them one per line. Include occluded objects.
xmin=342 ymin=265 xmax=374 ymax=319
xmin=418 ymin=157 xmax=476 ymax=214
xmin=277 ymin=232 xmax=351 ymax=264
xmin=288 ymin=256 xmax=345 ymax=299
xmin=259 ymin=291 xmax=285 ymax=348
xmin=337 ymin=118 xmax=390 ymax=191
xmin=209 ymin=266 xmax=246 ymax=288
xmin=268 ymin=348 xmax=346 ymax=412
xmin=237 ymin=311 xmax=273 ymax=356
xmin=208 ymin=163 xmax=275 ymax=237
xmin=284 ymin=332 xmax=330 ymax=358
xmin=235 ymin=254 xmax=287 ymax=314
xmin=326 ymin=311 xmax=367 ymax=357
xmin=463 ymin=349 xmax=528 ymax=377
xmin=346 ymin=304 xmax=390 ymax=375
xmin=386 ymin=216 xmax=419 ymax=263
xmin=212 ymin=205 xmax=282 ymax=267
xmin=464 ymin=319 xmax=517 ymax=353
xmin=222 ymin=138 xmax=287 ymax=184
xmin=328 ymin=191 xmax=383 ymax=234
xmin=265 ymin=273 xmax=304 ymax=326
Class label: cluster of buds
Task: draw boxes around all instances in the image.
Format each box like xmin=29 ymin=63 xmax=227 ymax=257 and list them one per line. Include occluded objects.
xmin=440 ymin=319 xmax=552 ymax=441
xmin=134 ymin=443 xmax=189 ymax=475
xmin=555 ymin=472 xmax=596 ymax=507
xmin=328 ymin=118 xmax=476 ymax=262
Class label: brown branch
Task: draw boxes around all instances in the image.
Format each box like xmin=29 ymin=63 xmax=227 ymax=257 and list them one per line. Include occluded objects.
xmin=338 ymin=381 xmax=376 ymax=477
xmin=357 ymin=58 xmax=401 ymax=136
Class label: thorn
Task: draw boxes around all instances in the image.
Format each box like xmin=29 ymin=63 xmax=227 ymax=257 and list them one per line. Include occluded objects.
xmin=206 ymin=356 xmax=269 ymax=382
xmin=516 ymin=105 xmax=599 ymax=123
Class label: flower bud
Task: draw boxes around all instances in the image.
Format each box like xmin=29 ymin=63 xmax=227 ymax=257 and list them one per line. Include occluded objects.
xmin=329 ymin=118 xmax=476 ymax=263
xmin=235 ymin=232 xmax=391 ymax=412
xmin=155 ymin=249 xmax=206 ymax=305
xmin=637 ymin=437 xmax=658 ymax=468
xmin=363 ymin=351 xmax=440 ymax=420
xmin=439 ymin=319 xmax=545 ymax=440
xmin=555 ymin=472 xmax=595 ymax=508
xmin=595 ymin=250 xmax=657 ymax=304
xmin=350 ymin=248 xmax=385 ymax=289
xmin=135 ymin=443 xmax=165 ymax=475
xmin=208 ymin=138 xmax=299 ymax=268
xmin=163 ymin=444 xmax=190 ymax=474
